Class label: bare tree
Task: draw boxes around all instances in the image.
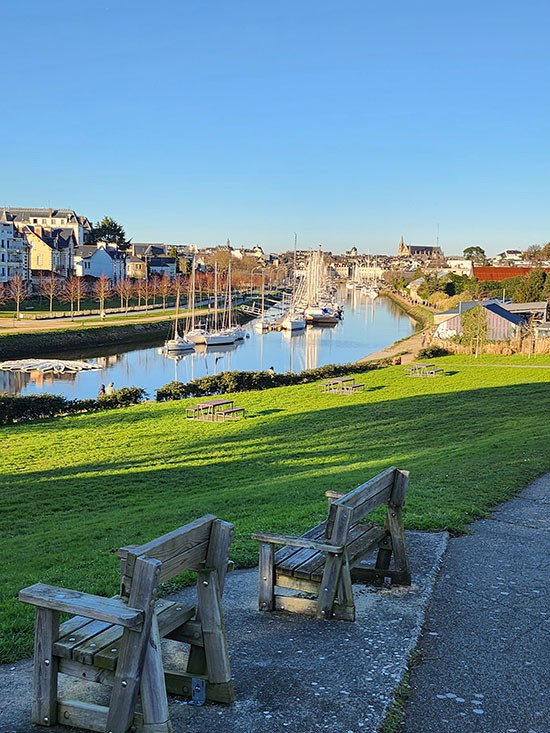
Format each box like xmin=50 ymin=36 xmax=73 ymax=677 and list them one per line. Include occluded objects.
xmin=114 ymin=277 xmax=134 ymax=312
xmin=149 ymin=274 xmax=160 ymax=306
xmin=7 ymin=274 xmax=30 ymax=319
xmin=93 ymin=275 xmax=113 ymax=319
xmin=158 ymin=274 xmax=172 ymax=309
xmin=39 ymin=274 xmax=62 ymax=316
xmin=62 ymin=276 xmax=87 ymax=319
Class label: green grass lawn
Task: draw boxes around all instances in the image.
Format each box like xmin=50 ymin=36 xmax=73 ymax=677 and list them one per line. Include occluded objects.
xmin=1 ymin=361 xmax=549 ymax=661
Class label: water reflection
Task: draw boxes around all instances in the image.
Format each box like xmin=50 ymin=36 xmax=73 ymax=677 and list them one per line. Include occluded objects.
xmin=2 ymin=290 xmax=415 ymax=400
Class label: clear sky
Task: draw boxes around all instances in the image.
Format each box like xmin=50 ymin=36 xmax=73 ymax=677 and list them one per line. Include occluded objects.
xmin=1 ymin=0 xmax=548 ymax=256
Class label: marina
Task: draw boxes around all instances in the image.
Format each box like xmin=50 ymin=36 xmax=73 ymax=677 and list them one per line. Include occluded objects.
xmin=0 ymin=289 xmax=416 ymax=400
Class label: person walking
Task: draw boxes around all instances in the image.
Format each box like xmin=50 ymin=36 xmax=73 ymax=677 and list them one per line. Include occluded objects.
xmin=98 ymin=384 xmax=106 ymax=397
xmin=105 ymin=381 xmax=115 ymax=395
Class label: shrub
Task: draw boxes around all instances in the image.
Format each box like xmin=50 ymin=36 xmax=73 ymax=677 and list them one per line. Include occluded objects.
xmin=0 ymin=387 xmax=147 ymax=424
xmin=417 ymin=346 xmax=451 ymax=359
xmin=155 ymin=362 xmax=385 ymax=401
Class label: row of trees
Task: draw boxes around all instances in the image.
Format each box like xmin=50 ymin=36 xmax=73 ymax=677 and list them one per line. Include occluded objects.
xmin=0 ymin=257 xmax=286 ymax=319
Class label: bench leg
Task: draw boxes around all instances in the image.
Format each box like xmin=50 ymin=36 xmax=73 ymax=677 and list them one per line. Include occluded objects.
xmin=387 ymin=505 xmax=411 ymax=585
xmin=107 ymin=557 xmax=161 ymax=733
xmin=31 ymin=607 xmax=60 ymax=726
xmin=140 ymin=614 xmax=172 ymax=733
xmin=258 ymin=542 xmax=275 ymax=611
xmin=318 ymin=553 xmax=345 ymax=619
xmin=336 ymin=557 xmax=355 ymax=621
xmin=374 ymin=534 xmax=393 ymax=586
xmin=195 ymin=569 xmax=234 ymax=702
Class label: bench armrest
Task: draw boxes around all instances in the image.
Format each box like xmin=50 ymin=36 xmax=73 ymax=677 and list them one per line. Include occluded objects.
xmin=251 ymin=532 xmax=344 ymax=554
xmin=19 ymin=583 xmax=144 ymax=629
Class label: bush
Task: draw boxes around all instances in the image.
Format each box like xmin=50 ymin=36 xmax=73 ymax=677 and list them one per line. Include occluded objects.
xmin=156 ymin=362 xmax=385 ymax=401
xmin=417 ymin=346 xmax=451 ymax=359
xmin=0 ymin=387 xmax=147 ymax=424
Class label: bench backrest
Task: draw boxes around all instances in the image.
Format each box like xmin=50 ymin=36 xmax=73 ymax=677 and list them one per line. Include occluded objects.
xmin=325 ymin=467 xmax=409 ymax=545
xmin=118 ymin=514 xmax=233 ymax=600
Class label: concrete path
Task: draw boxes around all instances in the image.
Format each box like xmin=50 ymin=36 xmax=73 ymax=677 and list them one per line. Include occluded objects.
xmin=0 ymin=531 xmax=448 ymax=733
xmin=403 ymin=474 xmax=549 ymax=733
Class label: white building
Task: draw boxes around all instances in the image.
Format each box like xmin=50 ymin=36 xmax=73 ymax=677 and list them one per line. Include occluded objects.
xmin=74 ymin=245 xmax=125 ymax=281
xmin=0 ymin=221 xmax=28 ymax=282
xmin=0 ymin=207 xmax=92 ymax=246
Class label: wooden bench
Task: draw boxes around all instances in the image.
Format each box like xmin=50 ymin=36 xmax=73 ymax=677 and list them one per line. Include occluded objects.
xmin=215 ymin=406 xmax=246 ymax=422
xmin=19 ymin=515 xmax=234 ymax=733
xmin=251 ymin=467 xmax=410 ymax=622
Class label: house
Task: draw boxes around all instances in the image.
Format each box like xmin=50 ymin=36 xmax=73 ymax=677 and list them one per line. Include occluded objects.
xmin=434 ymin=300 xmax=525 ymax=340
xmin=74 ymin=245 xmax=125 ymax=282
xmin=148 ymin=256 xmax=177 ymax=280
xmin=125 ymin=255 xmax=148 ymax=279
xmin=0 ymin=221 xmax=28 ymax=282
xmin=24 ymin=226 xmax=76 ymax=279
xmin=445 ymin=257 xmax=474 ymax=277
xmin=0 ymin=207 xmax=92 ymax=245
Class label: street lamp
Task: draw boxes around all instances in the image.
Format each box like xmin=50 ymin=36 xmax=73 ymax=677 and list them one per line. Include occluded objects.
xmin=250 ymin=266 xmax=262 ymax=295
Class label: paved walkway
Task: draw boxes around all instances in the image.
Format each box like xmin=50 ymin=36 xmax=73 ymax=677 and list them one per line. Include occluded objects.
xmin=403 ymin=474 xmax=549 ymax=733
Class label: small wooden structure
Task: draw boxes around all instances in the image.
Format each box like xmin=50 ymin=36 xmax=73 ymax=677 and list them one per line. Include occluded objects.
xmin=320 ymin=377 xmax=365 ymax=394
xmin=251 ymin=467 xmax=410 ymax=622
xmin=186 ymin=399 xmax=245 ymax=422
xmin=19 ymin=515 xmax=234 ymax=733
xmin=404 ymin=363 xmax=444 ymax=377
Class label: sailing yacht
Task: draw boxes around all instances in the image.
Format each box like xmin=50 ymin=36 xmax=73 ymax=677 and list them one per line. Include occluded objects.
xmin=185 ymin=257 xmax=207 ymax=344
xmin=281 ymin=234 xmax=306 ymax=331
xmin=204 ymin=261 xmax=238 ymax=346
xmin=164 ymin=289 xmax=195 ymax=353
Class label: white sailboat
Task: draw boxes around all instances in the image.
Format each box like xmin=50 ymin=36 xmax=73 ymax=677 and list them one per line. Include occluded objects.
xmin=164 ymin=288 xmax=195 ymax=353
xmin=185 ymin=257 xmax=207 ymax=344
xmin=204 ymin=260 xmax=238 ymax=346
xmin=282 ymin=233 xmax=306 ymax=332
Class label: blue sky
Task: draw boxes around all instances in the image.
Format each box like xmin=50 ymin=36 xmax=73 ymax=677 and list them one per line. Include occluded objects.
xmin=1 ymin=0 xmax=548 ymax=255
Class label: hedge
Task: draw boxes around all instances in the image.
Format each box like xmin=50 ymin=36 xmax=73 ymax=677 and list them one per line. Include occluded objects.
xmin=0 ymin=387 xmax=147 ymax=425
xmin=155 ymin=360 xmax=388 ymax=401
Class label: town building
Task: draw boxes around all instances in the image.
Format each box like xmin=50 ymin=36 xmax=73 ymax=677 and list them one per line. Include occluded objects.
xmin=73 ymin=245 xmax=125 ymax=282
xmin=0 ymin=221 xmax=28 ymax=282
xmin=0 ymin=207 xmax=92 ymax=246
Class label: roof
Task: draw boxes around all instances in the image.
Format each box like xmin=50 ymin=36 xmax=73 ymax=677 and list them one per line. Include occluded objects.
xmin=473 ymin=266 xmax=550 ymax=281
xmin=0 ymin=207 xmax=79 ymax=222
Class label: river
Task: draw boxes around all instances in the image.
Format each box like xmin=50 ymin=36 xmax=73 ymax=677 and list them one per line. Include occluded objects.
xmin=0 ymin=289 xmax=416 ymax=400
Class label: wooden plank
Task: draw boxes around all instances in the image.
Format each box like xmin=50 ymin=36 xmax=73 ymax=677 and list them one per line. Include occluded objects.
xmin=119 ymin=515 xmax=216 ymax=593
xmin=57 ymin=700 xmax=118 ymax=733
xmin=205 ymin=519 xmax=234 ymax=593
xmin=390 ymin=469 xmax=409 ymax=506
xmin=31 ymin=607 xmax=59 ymax=726
xmin=331 ymin=467 xmax=397 ymax=524
xmin=54 ymin=618 xmax=114 ymax=661
xmin=274 ymin=573 xmax=319 ymax=595
xmin=386 ymin=504 xmax=410 ymax=580
xmin=59 ymin=658 xmax=115 ymax=685
xmin=196 ymin=569 xmax=232 ymax=685
xmin=106 ymin=557 xmax=161 ymax=733
xmin=165 ymin=619 xmax=204 ymax=646
xmin=258 ymin=542 xmax=275 ymax=611
xmin=318 ymin=552 xmax=345 ymax=619
xmin=274 ymin=595 xmax=319 ymax=616
xmin=272 ymin=522 xmax=326 ymax=566
xmin=252 ymin=532 xmax=343 ymax=553
xmin=139 ymin=613 xmax=171 ymax=733
xmin=19 ymin=584 xmax=143 ymax=628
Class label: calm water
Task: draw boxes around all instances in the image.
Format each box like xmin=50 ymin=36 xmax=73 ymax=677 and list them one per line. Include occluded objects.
xmin=1 ymin=289 xmax=415 ymax=400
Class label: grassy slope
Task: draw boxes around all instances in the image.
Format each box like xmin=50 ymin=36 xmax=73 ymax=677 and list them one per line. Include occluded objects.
xmin=2 ymin=361 xmax=549 ymax=661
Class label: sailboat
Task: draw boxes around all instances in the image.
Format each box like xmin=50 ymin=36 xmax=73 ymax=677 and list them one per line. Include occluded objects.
xmin=281 ymin=233 xmax=306 ymax=332
xmin=185 ymin=257 xmax=207 ymax=344
xmin=164 ymin=288 xmax=195 ymax=353
xmin=204 ymin=260 xmax=238 ymax=346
